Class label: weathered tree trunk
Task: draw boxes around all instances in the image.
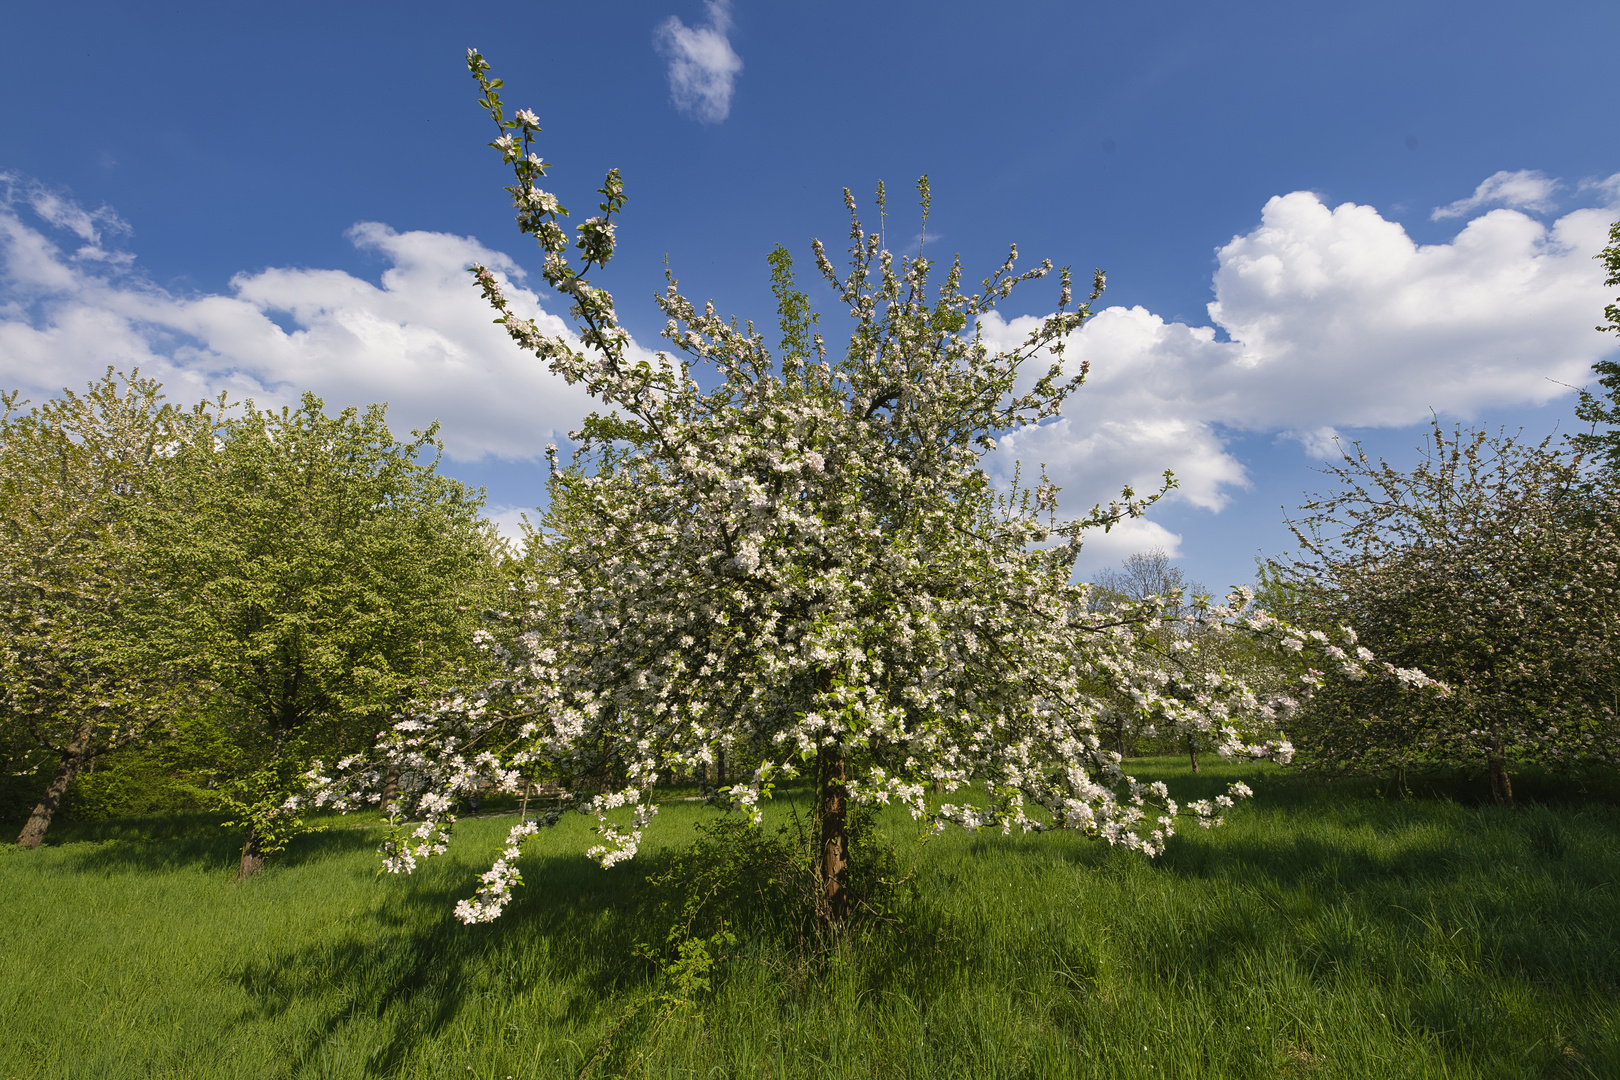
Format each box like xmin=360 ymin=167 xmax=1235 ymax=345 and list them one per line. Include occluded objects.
xmin=237 ymin=827 xmax=266 ymax=881
xmin=378 ymin=766 xmax=401 ymax=815
xmin=1187 ymin=736 xmax=1200 ymax=774
xmin=1487 ymin=750 xmax=1514 ymax=807
xmin=16 ymin=725 xmax=95 ymax=849
xmin=817 ymin=748 xmax=850 ymax=928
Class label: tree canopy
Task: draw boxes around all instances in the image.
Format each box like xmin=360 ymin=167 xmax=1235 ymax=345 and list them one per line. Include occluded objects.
xmin=160 ymin=394 xmax=500 ymax=876
xmin=0 ymin=371 xmax=215 ymax=847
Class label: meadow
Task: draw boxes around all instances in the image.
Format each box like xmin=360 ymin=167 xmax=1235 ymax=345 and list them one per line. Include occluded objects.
xmin=2 ymin=758 xmax=1616 ymax=1080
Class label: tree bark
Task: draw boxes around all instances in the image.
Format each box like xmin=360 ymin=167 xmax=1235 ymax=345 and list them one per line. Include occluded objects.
xmin=817 ymin=748 xmax=850 ymax=928
xmin=378 ymin=765 xmax=400 ymax=815
xmin=1487 ymin=750 xmax=1514 ymax=807
xmin=237 ymin=826 xmax=266 ymax=881
xmin=1187 ymin=736 xmax=1200 ymax=775
xmin=16 ymin=725 xmax=95 ymax=849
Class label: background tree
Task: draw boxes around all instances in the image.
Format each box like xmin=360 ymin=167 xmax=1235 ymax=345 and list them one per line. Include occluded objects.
xmin=1088 ymin=550 xmax=1202 ymax=760
xmin=1274 ymin=425 xmax=1620 ymax=803
xmin=1088 ymin=550 xmax=1298 ymax=771
xmin=0 ymin=372 xmax=214 ymax=847
xmin=161 ymin=395 xmax=501 ymax=878
xmin=1572 ymin=216 xmax=1620 ymax=468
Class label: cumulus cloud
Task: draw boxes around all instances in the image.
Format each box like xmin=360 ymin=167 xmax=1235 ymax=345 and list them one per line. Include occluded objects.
xmin=1431 ymin=169 xmax=1558 ymax=220
xmin=4 ymin=168 xmax=1617 ymax=566
xmin=990 ymin=181 xmax=1619 ymax=522
xmin=654 ymin=0 xmax=743 ymax=123
xmin=1071 ymin=517 xmax=1187 ymax=573
xmin=0 ymin=173 xmax=610 ymax=462
xmin=484 ymin=505 xmax=537 ymax=546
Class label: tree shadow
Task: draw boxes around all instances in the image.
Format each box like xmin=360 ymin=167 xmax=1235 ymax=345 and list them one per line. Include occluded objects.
xmin=35 ymin=813 xmax=392 ymax=876
xmin=225 ymin=843 xmax=715 ymax=1075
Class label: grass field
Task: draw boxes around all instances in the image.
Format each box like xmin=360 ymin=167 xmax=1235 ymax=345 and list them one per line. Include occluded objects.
xmin=2 ymin=757 xmax=1617 ymax=1079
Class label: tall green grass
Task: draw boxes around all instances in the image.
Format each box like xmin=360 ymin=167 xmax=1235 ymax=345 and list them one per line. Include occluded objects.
xmin=2 ymin=759 xmax=1616 ymax=1079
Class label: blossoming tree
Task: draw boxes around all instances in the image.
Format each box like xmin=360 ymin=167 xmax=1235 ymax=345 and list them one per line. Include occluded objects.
xmin=306 ymin=52 xmax=1439 ymax=927
xmin=1275 ymin=425 xmax=1620 ymax=804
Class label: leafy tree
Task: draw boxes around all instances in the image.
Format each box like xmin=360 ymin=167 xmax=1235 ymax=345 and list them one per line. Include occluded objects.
xmin=309 ymin=53 xmax=1427 ymax=929
xmin=0 ymin=372 xmax=215 ymax=847
xmin=160 ymin=395 xmax=500 ymax=877
xmin=1572 ymin=216 xmax=1620 ymax=468
xmin=1275 ymin=425 xmax=1620 ymax=803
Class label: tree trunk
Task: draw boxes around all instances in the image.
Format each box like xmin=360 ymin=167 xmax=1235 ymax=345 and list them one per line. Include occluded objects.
xmin=237 ymin=827 xmax=266 ymax=881
xmin=378 ymin=766 xmax=401 ymax=815
xmin=817 ymin=748 xmax=850 ymax=928
xmin=1187 ymin=736 xmax=1200 ymax=774
xmin=1487 ymin=751 xmax=1514 ymax=807
xmin=16 ymin=742 xmax=88 ymax=849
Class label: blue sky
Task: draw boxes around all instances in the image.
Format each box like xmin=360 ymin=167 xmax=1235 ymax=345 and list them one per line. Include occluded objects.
xmin=2 ymin=0 xmax=1617 ymax=589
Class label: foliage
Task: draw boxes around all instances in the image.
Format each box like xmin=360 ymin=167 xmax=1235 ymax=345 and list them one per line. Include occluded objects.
xmin=158 ymin=394 xmax=500 ymax=873
xmin=0 ymin=370 xmax=216 ymax=846
xmin=5 ymin=769 xmax=1620 ymax=1078
xmin=308 ymin=51 xmax=1435 ymax=926
xmin=1572 ymin=216 xmax=1620 ymax=468
xmin=1275 ymin=424 xmax=1620 ymax=802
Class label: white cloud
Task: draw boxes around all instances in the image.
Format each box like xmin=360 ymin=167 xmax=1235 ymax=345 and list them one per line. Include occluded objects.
xmin=0 ymin=175 xmax=610 ymax=462
xmin=991 ymin=182 xmax=1619 ymax=522
xmin=1071 ymin=517 xmax=1184 ymax=578
xmin=1431 ymin=169 xmax=1558 ymax=220
xmin=654 ymin=0 xmax=743 ymax=123
xmin=3 ymin=169 xmax=1616 ymax=564
xmin=484 ymin=505 xmax=537 ymax=546
xmin=1579 ymin=172 xmax=1620 ymax=202
xmin=1289 ymin=425 xmax=1344 ymax=460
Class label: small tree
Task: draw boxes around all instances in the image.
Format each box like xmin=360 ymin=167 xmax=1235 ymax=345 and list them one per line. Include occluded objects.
xmin=0 ymin=372 xmax=214 ymax=847
xmin=160 ymin=395 xmax=499 ymax=878
xmin=1276 ymin=425 xmax=1620 ymax=803
xmin=307 ymin=53 xmax=1434 ymax=927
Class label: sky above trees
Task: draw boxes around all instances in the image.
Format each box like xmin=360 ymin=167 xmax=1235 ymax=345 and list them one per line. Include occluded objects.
xmin=2 ymin=0 xmax=1617 ymax=589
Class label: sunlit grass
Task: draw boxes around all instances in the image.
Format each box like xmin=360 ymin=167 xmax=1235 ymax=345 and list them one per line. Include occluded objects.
xmin=2 ymin=759 xmax=1616 ymax=1079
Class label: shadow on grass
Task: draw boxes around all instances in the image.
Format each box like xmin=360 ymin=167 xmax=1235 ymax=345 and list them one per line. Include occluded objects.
xmin=33 ymin=811 xmax=394 ymax=876
xmin=227 ymin=844 xmax=694 ymax=1076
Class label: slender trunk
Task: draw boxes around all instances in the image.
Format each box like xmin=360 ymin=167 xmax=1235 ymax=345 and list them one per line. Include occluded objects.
xmin=237 ymin=826 xmax=266 ymax=881
xmin=1115 ymin=716 xmax=1127 ymax=758
xmin=1487 ymin=750 xmax=1514 ymax=807
xmin=16 ymin=737 xmax=90 ymax=849
xmin=1187 ymin=736 xmax=1200 ymax=774
xmin=818 ymin=748 xmax=850 ymax=928
xmin=716 ymin=747 xmax=726 ymax=787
